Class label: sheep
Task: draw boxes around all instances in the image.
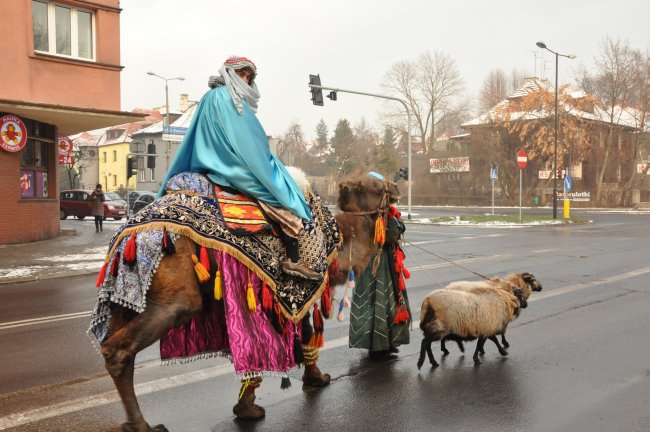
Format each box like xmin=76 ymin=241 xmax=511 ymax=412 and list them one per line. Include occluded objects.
xmin=417 ymin=284 xmax=527 ymax=369
xmin=445 ymin=272 xmax=542 ymax=353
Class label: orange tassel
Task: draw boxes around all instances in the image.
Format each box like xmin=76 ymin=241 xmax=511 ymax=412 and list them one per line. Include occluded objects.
xmin=262 ymin=282 xmax=273 ymax=312
xmin=402 ymin=267 xmax=411 ymax=279
xmin=311 ymin=303 xmax=324 ymax=348
xmin=199 ymin=246 xmax=210 ymax=273
xmin=96 ymin=263 xmax=107 ymax=288
xmin=374 ymin=217 xmax=386 ymax=245
xmin=246 ymin=277 xmax=257 ymax=312
xmin=123 ymin=233 xmax=137 ymax=264
xmin=191 ymin=253 xmax=210 ymax=283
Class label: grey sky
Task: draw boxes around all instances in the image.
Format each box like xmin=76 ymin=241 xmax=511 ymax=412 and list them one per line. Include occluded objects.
xmin=120 ymin=0 xmax=649 ymax=141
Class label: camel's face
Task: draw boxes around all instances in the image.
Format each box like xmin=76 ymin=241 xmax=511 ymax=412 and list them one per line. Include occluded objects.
xmin=338 ymin=176 xmax=401 ymax=212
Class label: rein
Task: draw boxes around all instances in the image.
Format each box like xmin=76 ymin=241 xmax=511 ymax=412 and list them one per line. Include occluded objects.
xmin=404 ymin=239 xmax=491 ymax=281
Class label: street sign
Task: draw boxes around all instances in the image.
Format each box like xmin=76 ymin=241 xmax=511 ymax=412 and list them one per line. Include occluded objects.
xmin=564 ymin=175 xmax=572 ymax=193
xmin=490 ymin=167 xmax=497 ymax=180
xmin=57 ymin=136 xmax=73 ymax=156
xmin=517 ymin=150 xmax=528 ymax=169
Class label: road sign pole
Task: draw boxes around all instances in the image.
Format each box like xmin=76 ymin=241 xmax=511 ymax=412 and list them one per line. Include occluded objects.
xmin=491 ymin=178 xmax=495 ymax=216
xmin=519 ymin=169 xmax=523 ymax=223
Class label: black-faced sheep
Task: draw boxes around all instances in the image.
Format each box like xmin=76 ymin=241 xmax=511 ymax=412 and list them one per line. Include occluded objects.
xmin=417 ymin=284 xmax=527 ymax=369
xmin=446 ymin=272 xmax=542 ymax=353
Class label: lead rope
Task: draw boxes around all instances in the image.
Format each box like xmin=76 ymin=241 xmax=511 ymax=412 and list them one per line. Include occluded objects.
xmin=402 ymin=239 xmax=491 ymax=282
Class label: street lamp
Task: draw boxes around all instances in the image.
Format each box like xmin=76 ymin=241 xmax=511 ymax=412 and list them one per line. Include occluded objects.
xmin=535 ymin=42 xmax=576 ymax=219
xmin=146 ymin=72 xmax=184 ymax=171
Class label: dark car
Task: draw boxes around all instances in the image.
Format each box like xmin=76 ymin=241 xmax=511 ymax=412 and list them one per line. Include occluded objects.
xmin=128 ymin=190 xmax=152 ymax=208
xmin=60 ymin=189 xmax=127 ymax=221
xmin=131 ymin=192 xmax=156 ymax=213
xmin=104 ymin=191 xmax=128 ymax=208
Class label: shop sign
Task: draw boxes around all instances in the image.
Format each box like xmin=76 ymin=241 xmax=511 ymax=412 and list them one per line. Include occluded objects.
xmin=429 ymin=157 xmax=470 ymax=173
xmin=0 ymin=115 xmax=28 ymax=152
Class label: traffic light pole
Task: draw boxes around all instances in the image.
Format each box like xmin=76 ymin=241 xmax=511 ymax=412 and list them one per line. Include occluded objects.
xmin=308 ymin=84 xmax=413 ymax=220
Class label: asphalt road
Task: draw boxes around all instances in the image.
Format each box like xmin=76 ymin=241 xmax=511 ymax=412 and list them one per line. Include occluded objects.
xmin=1 ymin=212 xmax=649 ymax=431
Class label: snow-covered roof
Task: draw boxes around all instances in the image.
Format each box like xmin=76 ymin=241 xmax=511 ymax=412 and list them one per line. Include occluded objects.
xmin=463 ymin=77 xmax=647 ymax=131
xmin=133 ymin=102 xmax=197 ymax=136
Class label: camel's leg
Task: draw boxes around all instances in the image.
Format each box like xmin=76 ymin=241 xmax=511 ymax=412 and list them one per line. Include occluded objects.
xmin=101 ymin=239 xmax=202 ymax=432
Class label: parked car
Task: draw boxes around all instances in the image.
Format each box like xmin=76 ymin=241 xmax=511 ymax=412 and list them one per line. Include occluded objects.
xmin=128 ymin=190 xmax=152 ymax=209
xmin=104 ymin=191 xmax=128 ymax=208
xmin=59 ymin=189 xmax=127 ymax=221
xmin=131 ymin=192 xmax=156 ymax=213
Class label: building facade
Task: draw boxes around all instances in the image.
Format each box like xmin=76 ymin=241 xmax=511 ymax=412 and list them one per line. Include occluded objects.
xmin=0 ymin=0 xmax=141 ymax=244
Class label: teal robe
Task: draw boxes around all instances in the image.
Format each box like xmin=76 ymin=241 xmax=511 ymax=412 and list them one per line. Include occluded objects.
xmin=158 ymin=86 xmax=311 ymax=221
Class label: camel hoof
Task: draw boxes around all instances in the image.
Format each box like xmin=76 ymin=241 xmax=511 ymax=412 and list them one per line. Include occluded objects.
xmin=233 ymin=401 xmax=266 ymax=420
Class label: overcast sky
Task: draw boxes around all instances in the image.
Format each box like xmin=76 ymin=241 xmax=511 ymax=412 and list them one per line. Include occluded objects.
xmin=120 ymin=0 xmax=649 ymax=141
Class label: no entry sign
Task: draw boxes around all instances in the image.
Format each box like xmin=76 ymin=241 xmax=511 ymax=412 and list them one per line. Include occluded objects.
xmin=517 ymin=150 xmax=528 ymax=169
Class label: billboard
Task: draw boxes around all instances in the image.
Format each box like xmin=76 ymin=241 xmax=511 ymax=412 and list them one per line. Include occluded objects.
xmin=429 ymin=157 xmax=470 ymax=174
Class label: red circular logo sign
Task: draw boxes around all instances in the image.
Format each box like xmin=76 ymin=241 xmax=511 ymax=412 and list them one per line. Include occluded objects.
xmin=58 ymin=136 xmax=74 ymax=155
xmin=0 ymin=115 xmax=28 ymax=152
xmin=517 ymin=149 xmax=528 ymax=169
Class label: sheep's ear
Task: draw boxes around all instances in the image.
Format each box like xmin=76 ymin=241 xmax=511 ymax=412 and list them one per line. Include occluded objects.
xmin=521 ymin=272 xmax=533 ymax=282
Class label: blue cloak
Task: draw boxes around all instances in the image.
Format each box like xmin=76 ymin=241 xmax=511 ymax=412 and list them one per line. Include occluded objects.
xmin=158 ymin=86 xmax=311 ymax=221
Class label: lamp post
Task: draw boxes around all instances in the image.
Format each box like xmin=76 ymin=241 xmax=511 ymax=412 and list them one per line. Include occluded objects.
xmin=146 ymin=72 xmax=184 ymax=171
xmin=535 ymin=42 xmax=576 ymax=219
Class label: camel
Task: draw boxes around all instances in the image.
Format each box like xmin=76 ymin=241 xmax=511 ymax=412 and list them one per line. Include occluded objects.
xmin=97 ymin=172 xmax=400 ymax=432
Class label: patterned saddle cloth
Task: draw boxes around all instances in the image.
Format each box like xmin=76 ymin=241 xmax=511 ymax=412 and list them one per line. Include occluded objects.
xmin=100 ymin=172 xmax=340 ymax=323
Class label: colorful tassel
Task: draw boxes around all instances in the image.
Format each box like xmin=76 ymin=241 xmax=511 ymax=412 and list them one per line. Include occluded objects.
xmin=374 ymin=216 xmax=386 ymax=245
xmin=321 ymin=278 xmax=332 ymax=319
xmin=402 ymin=267 xmax=411 ymax=279
xmin=199 ymin=246 xmax=210 ymax=273
xmin=95 ymin=262 xmax=107 ymax=288
xmin=346 ymin=268 xmax=356 ymax=289
xmin=271 ymin=301 xmax=286 ymax=334
xmin=311 ymin=304 xmax=324 ymax=348
xmin=328 ymin=259 xmax=339 ymax=278
xmin=337 ymin=298 xmax=345 ymax=322
xmin=262 ymin=282 xmax=273 ymax=312
xmin=214 ymin=270 xmax=222 ymax=300
xmin=246 ymin=277 xmax=257 ymax=312
xmin=162 ymin=229 xmax=175 ymax=254
xmin=191 ymin=253 xmax=210 ymax=283
xmin=343 ymin=293 xmax=351 ymax=308
xmin=122 ymin=233 xmax=137 ymax=266
xmin=110 ymin=252 xmax=120 ymax=277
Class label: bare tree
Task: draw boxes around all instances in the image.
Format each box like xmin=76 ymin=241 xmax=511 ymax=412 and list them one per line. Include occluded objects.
xmin=577 ymin=37 xmax=638 ymax=203
xmin=479 ymin=69 xmax=509 ymax=112
xmin=381 ymin=51 xmax=467 ymax=155
xmin=278 ymin=120 xmax=306 ymax=167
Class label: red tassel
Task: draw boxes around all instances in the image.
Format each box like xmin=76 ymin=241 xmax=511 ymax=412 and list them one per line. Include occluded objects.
xmin=96 ymin=263 xmax=107 ymax=288
xmin=199 ymin=246 xmax=210 ymax=273
xmin=328 ymin=259 xmax=339 ymax=278
xmin=311 ymin=303 xmax=324 ymax=348
xmin=110 ymin=252 xmax=120 ymax=277
xmin=162 ymin=228 xmax=175 ymax=254
xmin=402 ymin=267 xmax=411 ymax=279
xmin=123 ymin=233 xmax=137 ymax=263
xmin=321 ymin=278 xmax=332 ymax=319
xmin=262 ymin=282 xmax=273 ymax=312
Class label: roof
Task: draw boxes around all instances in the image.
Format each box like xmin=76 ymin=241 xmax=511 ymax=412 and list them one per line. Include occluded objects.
xmin=70 ymin=109 xmax=163 ymax=147
xmin=133 ymin=102 xmax=197 ymax=136
xmin=463 ymin=77 xmax=647 ymax=131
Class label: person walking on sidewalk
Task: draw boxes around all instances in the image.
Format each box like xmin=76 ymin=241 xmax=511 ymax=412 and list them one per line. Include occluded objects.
xmin=90 ymin=184 xmax=105 ymax=232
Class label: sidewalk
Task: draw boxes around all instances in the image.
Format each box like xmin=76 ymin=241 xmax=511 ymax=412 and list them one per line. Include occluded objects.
xmin=0 ymin=221 xmax=116 ymax=285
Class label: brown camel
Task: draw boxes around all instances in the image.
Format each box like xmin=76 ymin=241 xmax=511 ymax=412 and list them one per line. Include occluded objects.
xmin=99 ymin=173 xmax=400 ymax=432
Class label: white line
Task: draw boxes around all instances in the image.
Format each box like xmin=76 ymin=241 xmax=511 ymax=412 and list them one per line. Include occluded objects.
xmin=2 ymin=266 xmax=649 ymax=429
xmin=0 ymin=311 xmax=91 ymax=330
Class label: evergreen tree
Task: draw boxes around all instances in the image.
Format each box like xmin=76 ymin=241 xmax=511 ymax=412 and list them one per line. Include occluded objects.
xmin=330 ymin=119 xmax=356 ymax=176
xmin=376 ymin=125 xmax=398 ymax=177
xmin=314 ymin=119 xmax=329 ymax=157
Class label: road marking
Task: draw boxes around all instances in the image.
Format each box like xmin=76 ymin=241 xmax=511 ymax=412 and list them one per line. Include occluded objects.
xmin=2 ymin=266 xmax=649 ymax=428
xmin=0 ymin=311 xmax=91 ymax=330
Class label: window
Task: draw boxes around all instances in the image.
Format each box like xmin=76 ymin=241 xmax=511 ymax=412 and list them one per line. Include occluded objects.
xmin=113 ymin=175 xmax=117 ymax=186
xmin=102 ymin=152 xmax=106 ymax=163
xmin=149 ymin=168 xmax=155 ymax=182
xmin=18 ymin=117 xmax=55 ymax=199
xmin=112 ymin=150 xmax=117 ymax=162
xmin=32 ymin=1 xmax=95 ymax=60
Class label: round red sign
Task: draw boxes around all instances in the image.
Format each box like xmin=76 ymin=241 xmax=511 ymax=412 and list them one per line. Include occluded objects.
xmin=58 ymin=136 xmax=74 ymax=155
xmin=0 ymin=115 xmax=28 ymax=153
xmin=517 ymin=149 xmax=528 ymax=169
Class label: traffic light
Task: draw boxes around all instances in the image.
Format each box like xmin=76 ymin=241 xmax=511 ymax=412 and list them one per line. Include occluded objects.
xmin=327 ymin=91 xmax=337 ymax=101
xmin=127 ymin=157 xmax=137 ymax=180
xmin=309 ymin=74 xmax=324 ymax=106
xmin=147 ymin=143 xmax=156 ymax=169
xmin=393 ymin=167 xmax=409 ymax=182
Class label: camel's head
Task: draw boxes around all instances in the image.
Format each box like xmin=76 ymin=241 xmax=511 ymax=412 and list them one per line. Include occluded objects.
xmin=337 ymin=174 xmax=401 ymax=213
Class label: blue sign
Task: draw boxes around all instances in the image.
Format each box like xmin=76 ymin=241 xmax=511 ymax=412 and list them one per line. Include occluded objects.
xmin=564 ymin=175 xmax=572 ymax=193
xmin=490 ymin=167 xmax=497 ymax=180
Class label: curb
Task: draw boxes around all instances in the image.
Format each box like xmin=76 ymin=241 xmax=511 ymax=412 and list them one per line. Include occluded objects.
xmin=0 ymin=268 xmax=99 ymax=286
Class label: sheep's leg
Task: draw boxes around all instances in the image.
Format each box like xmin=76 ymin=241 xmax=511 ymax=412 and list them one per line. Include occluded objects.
xmin=500 ymin=331 xmax=510 ymax=348
xmin=425 ymin=340 xmax=438 ymax=367
xmin=417 ymin=338 xmax=428 ymax=369
xmin=488 ymin=335 xmax=508 ymax=356
xmin=473 ymin=338 xmax=486 ymax=364
xmin=456 ymin=340 xmax=465 ymax=353
xmin=441 ymin=338 xmax=449 ymax=356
